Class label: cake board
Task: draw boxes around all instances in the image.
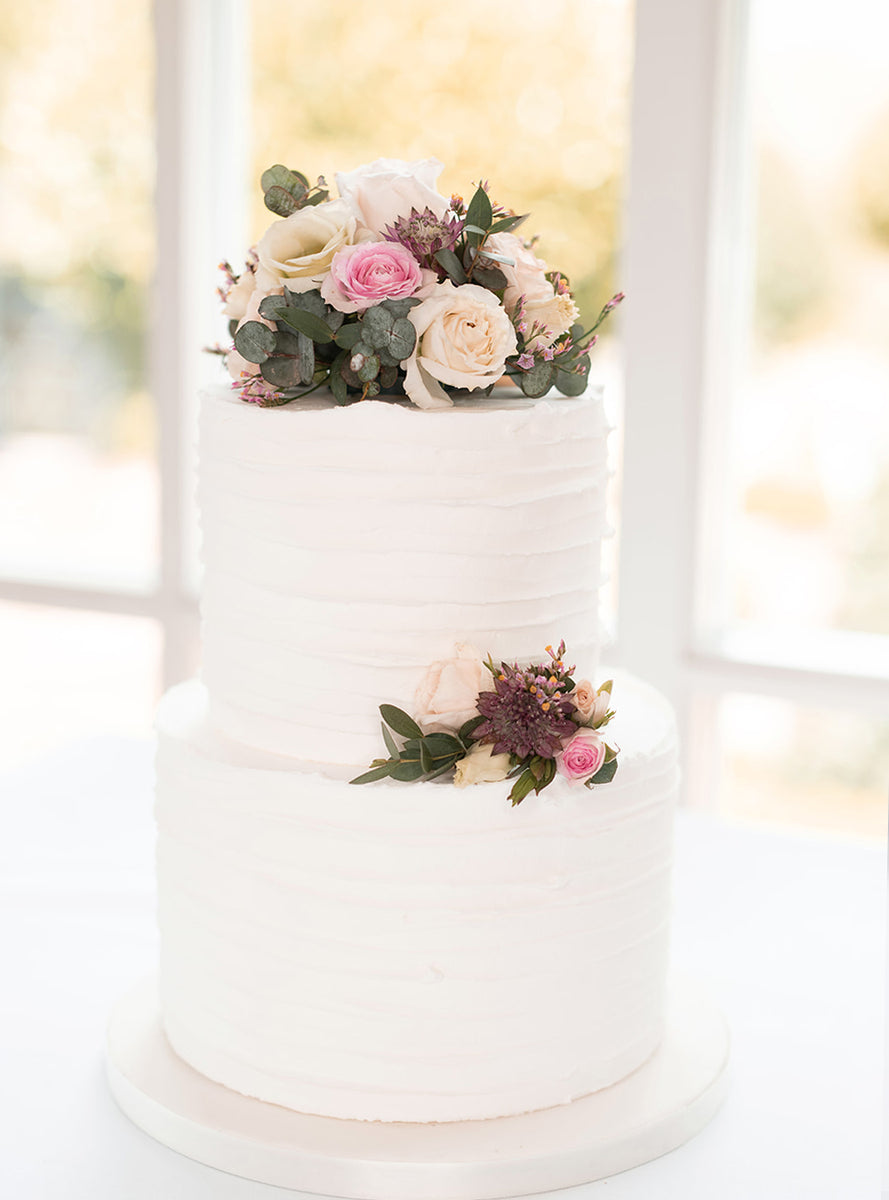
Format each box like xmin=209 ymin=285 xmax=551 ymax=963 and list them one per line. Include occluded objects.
xmin=107 ymin=974 xmax=729 ymax=1199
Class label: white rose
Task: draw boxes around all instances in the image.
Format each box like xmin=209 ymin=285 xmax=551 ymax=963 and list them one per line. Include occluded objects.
xmin=454 ymin=743 xmax=512 ymax=788
xmin=226 ymin=347 xmax=259 ymax=382
xmin=485 ymin=232 xmax=551 ymax=314
xmin=223 ymin=265 xmax=257 ymax=321
xmin=522 ymin=290 xmax=579 ymax=351
xmin=255 ymin=198 xmax=373 ymax=293
xmin=336 ymin=157 xmax=449 ymax=236
xmin=403 ymin=281 xmax=518 ymax=410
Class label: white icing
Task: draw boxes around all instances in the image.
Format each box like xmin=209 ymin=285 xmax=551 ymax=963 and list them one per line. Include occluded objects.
xmin=156 ymin=674 xmax=677 ymax=1124
xmin=198 ymin=385 xmax=611 ymax=764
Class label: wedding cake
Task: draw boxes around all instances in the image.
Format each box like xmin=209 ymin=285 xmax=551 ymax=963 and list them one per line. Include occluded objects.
xmin=154 ymin=159 xmax=679 ymax=1124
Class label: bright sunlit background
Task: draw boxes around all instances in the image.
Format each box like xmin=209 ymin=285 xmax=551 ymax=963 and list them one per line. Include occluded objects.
xmin=1 ymin=0 xmax=887 ymax=838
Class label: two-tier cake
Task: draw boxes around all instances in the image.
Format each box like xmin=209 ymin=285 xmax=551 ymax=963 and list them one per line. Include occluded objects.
xmin=152 ymin=158 xmax=680 ymax=1125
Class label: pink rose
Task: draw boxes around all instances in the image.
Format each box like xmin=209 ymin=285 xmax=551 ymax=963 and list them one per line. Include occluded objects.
xmin=320 ymin=241 xmax=431 ymax=314
xmin=556 ymin=728 xmax=606 ymax=782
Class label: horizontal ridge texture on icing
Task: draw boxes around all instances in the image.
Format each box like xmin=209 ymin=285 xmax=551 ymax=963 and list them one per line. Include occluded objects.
xmin=155 ymin=674 xmax=677 ymax=1123
xmin=198 ymin=385 xmax=610 ymax=764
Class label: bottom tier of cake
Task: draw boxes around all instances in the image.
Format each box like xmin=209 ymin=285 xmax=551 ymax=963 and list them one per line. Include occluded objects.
xmin=154 ymin=674 xmax=678 ymax=1124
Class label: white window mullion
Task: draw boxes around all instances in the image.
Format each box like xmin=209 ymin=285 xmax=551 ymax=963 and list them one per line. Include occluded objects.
xmin=152 ymin=0 xmax=249 ymax=688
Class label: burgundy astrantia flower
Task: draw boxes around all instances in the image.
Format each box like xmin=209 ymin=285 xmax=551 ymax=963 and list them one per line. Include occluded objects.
xmin=384 ymin=206 xmax=464 ymax=271
xmin=473 ymin=643 xmax=578 ymax=760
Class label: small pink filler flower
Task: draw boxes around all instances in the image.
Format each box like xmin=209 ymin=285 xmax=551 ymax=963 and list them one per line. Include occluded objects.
xmin=321 ymin=240 xmax=427 ymax=313
xmin=556 ymin=728 xmax=606 ymax=782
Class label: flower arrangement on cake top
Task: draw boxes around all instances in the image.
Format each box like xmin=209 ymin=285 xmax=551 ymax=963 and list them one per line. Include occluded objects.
xmin=216 ymin=158 xmax=623 ymax=410
xmin=351 ymin=641 xmax=619 ymax=805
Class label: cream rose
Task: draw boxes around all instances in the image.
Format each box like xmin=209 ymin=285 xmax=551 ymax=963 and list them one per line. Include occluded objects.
xmin=403 ymin=282 xmax=518 ymax=410
xmin=335 ymin=157 xmax=449 ymax=235
xmin=254 ymin=198 xmax=373 ymax=293
xmin=522 ymin=291 xmax=580 ymax=351
xmin=454 ymin=743 xmax=512 ymax=788
xmin=414 ymin=643 xmax=494 ymax=732
xmin=223 ymin=265 xmax=257 ymax=321
xmin=484 ymin=232 xmax=551 ymax=313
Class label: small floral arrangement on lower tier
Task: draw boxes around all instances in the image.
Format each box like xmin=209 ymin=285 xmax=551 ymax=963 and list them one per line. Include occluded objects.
xmin=213 ymin=157 xmax=622 ymax=410
xmin=350 ymin=642 xmax=619 ymax=806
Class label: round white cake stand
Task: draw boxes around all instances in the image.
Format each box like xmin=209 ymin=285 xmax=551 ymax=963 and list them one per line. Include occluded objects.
xmin=107 ymin=975 xmax=729 ymax=1200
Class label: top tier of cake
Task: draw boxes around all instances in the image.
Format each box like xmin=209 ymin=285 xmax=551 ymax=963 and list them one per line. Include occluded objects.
xmin=198 ymin=384 xmax=610 ymax=765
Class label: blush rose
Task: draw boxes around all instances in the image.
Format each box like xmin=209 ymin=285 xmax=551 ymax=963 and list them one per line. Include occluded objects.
xmin=555 ymin=728 xmax=606 ymax=782
xmin=414 ymin=643 xmax=493 ymax=732
xmin=321 ymin=241 xmax=432 ymax=313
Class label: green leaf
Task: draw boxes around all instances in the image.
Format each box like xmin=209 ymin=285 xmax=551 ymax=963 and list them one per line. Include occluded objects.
xmin=380 ymin=704 xmax=423 ymax=740
xmin=277 ymin=307 xmax=334 ymax=344
xmin=390 ymin=759 xmax=425 ymax=782
xmin=258 ymin=294 xmax=289 ymax=321
xmin=381 ymin=723 xmax=400 ymax=759
xmin=458 ymin=715 xmax=484 ymax=745
xmin=260 ymin=164 xmax=304 ymax=195
xmin=465 ymin=185 xmax=493 ymax=240
xmin=302 ymin=189 xmax=329 ymax=207
xmin=529 ymin=756 xmax=546 ymax=782
xmin=422 ymin=733 xmax=464 ymax=758
xmin=434 ymin=247 xmax=467 ymax=285
xmin=329 ymin=355 xmax=350 ymax=404
xmin=271 ymin=326 xmax=303 ymax=356
xmin=426 ymin=760 xmax=459 ymax=780
xmin=349 ymin=762 xmax=394 ymax=784
xmin=488 ymin=212 xmax=529 ymax=235
xmin=227 ymin=318 xmax=239 ymax=339
xmin=519 ymin=360 xmax=556 ymax=399
xmin=379 ymin=297 xmax=421 ymax=318
xmin=419 ymin=742 xmax=433 ymax=773
xmin=263 ymin=185 xmax=300 ymax=216
xmin=387 ymin=317 xmax=416 ymax=360
xmin=298 ymin=331 xmax=314 ymax=382
xmin=259 ymin=356 xmax=303 ymax=389
xmin=462 ymin=223 xmax=488 ymax=238
xmin=234 ymin=320 xmax=276 ymax=363
xmin=586 ymin=758 xmax=619 ymax=787
xmin=334 ymin=322 xmax=363 ymax=349
xmin=508 ymin=768 xmax=538 ymax=807
xmin=598 ymin=679 xmax=614 ymax=695
xmin=356 ymin=353 xmax=380 ymax=383
xmin=379 ymin=364 xmax=400 ymax=390
xmin=471 ymin=266 xmax=508 ymax=292
xmin=362 ymin=305 xmax=393 ymax=336
xmin=554 ymin=366 xmax=589 ymax=397
xmin=603 ymin=743 xmax=619 ymax=764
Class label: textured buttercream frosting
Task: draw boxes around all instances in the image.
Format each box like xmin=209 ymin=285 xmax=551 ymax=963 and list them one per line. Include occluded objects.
xmin=198 ymin=384 xmax=610 ymax=765
xmin=156 ymin=673 xmax=677 ymax=1123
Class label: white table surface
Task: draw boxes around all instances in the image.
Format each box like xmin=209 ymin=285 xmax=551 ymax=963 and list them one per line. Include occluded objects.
xmin=1 ymin=735 xmax=884 ymax=1199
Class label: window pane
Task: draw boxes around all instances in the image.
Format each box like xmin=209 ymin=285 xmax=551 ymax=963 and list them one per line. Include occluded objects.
xmin=0 ymin=602 xmax=161 ymax=769
xmin=716 ymin=692 xmax=888 ymax=840
xmin=247 ymin=0 xmax=634 ymax=633
xmin=0 ymin=1 xmax=157 ymax=592
xmin=721 ymin=1 xmax=889 ymax=645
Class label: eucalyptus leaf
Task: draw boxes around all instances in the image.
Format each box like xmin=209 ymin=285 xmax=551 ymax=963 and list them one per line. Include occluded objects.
xmin=388 ymin=317 xmax=416 ymax=360
xmin=362 ymin=305 xmax=393 ymax=336
xmin=227 ymin=318 xmax=239 ymax=339
xmin=259 ymin=356 xmax=303 ymax=389
xmin=554 ymin=366 xmax=588 ymax=397
xmin=329 ymin=359 xmax=349 ymax=405
xmin=234 ymin=320 xmax=276 ymax=364
xmin=258 ymin=294 xmax=289 ymax=321
xmin=263 ymin=185 xmax=300 ymax=217
xmin=519 ymin=360 xmax=556 ymax=399
xmin=379 ymin=364 xmax=400 ymax=390
xmin=379 ymin=297 xmax=421 ymax=318
xmin=298 ymin=331 xmax=314 ymax=383
xmin=380 ymin=704 xmax=423 ymax=740
xmin=272 ymin=326 xmax=303 ymax=356
xmin=357 ymin=353 xmax=380 ymax=383
xmin=422 ymin=733 xmax=464 ymax=758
